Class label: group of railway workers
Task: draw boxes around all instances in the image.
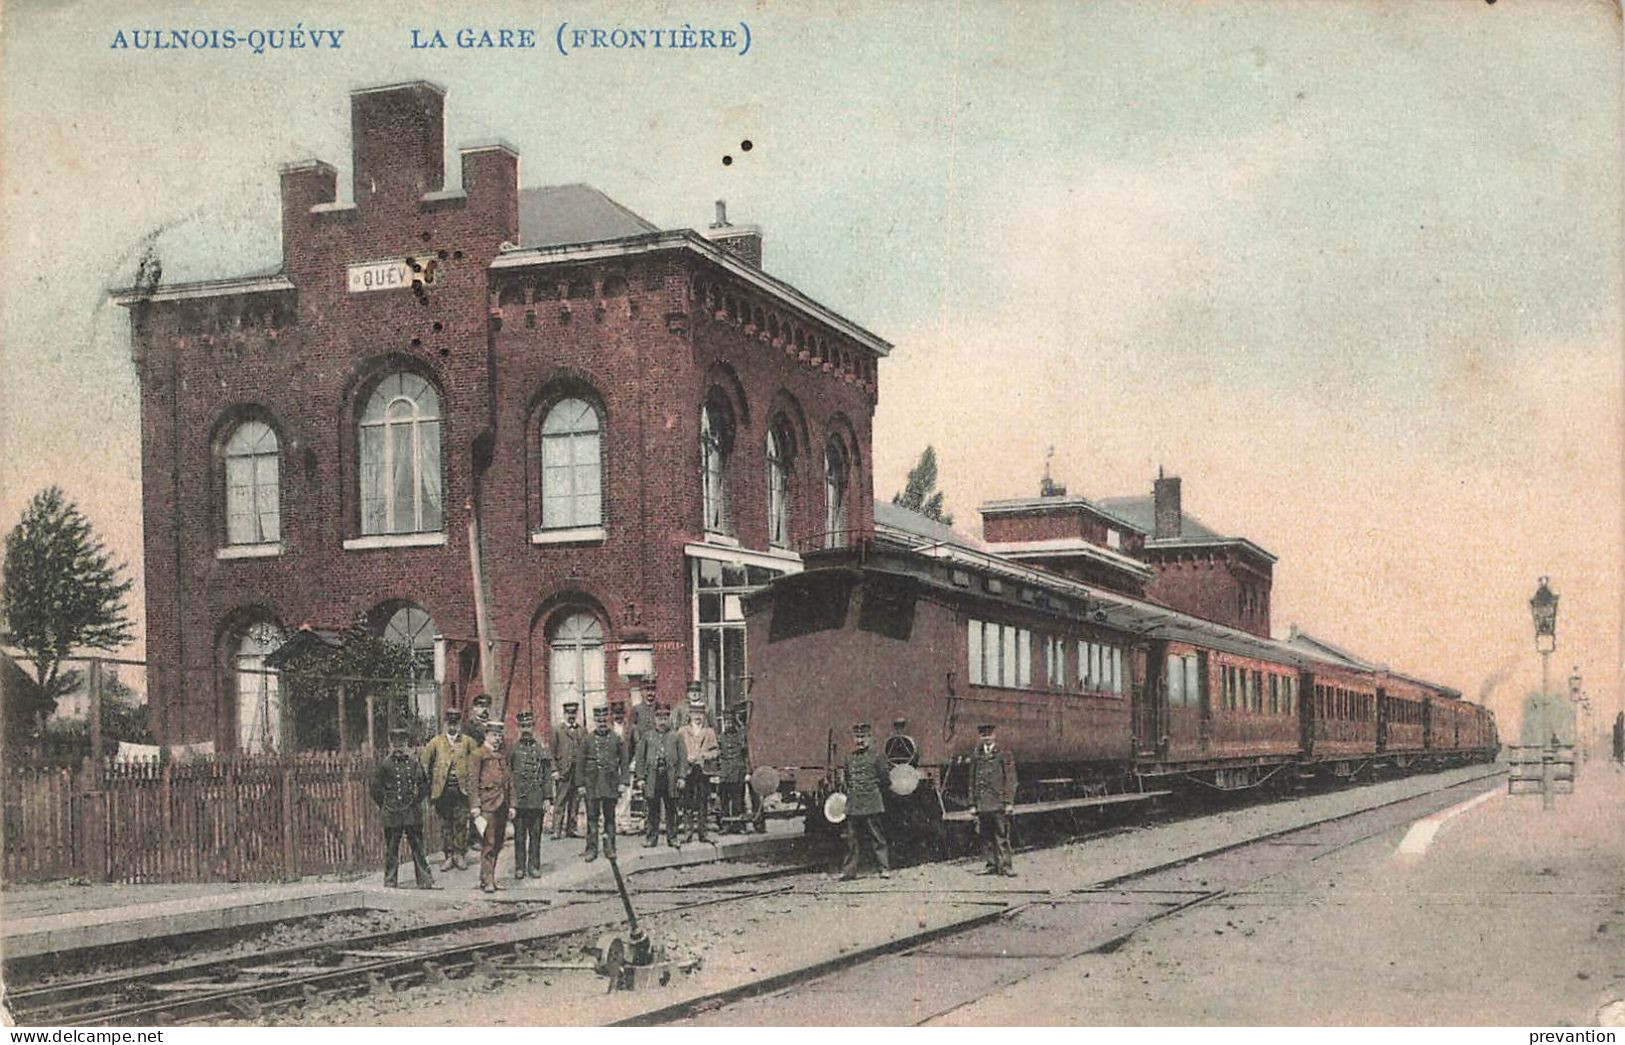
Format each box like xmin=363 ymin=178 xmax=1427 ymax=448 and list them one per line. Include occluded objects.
xmin=373 ymin=690 xmax=1026 ymax=891
xmin=369 ymin=692 xmax=764 ymax=893
xmin=835 ymin=718 xmax=1018 ymax=880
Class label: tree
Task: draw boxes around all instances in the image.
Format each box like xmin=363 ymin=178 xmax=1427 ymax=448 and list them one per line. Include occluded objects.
xmin=271 ymin=615 xmax=420 ymax=750
xmin=892 ymin=446 xmax=953 ymax=525
xmin=1 ymin=487 xmax=133 ymax=731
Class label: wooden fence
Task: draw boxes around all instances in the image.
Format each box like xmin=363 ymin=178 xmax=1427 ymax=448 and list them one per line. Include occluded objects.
xmin=1 ymin=753 xmax=442 ymax=884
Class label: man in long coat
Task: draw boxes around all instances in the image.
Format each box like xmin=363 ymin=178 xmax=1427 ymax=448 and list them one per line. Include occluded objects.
xmin=550 ymin=702 xmax=585 ymax=839
xmin=717 ymin=710 xmax=750 ymax=832
xmin=676 ymin=699 xmax=719 ymax=842
xmin=509 ymin=709 xmax=551 ymax=879
xmin=578 ymin=704 xmax=628 ymax=861
xmin=970 ymin=722 xmax=1018 ymax=876
xmin=421 ymin=709 xmax=478 ymax=870
xmin=371 ymin=724 xmax=437 ymax=888
xmin=840 ymin=722 xmax=892 ymax=880
xmin=636 ymin=705 xmax=686 ymax=847
xmin=468 ymin=721 xmax=516 ymax=893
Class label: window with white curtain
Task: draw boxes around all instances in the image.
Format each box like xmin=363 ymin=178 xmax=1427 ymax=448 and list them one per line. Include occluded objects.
xmin=549 ymin=612 xmax=606 ymax=724
xmin=766 ymin=423 xmax=792 ymax=547
xmin=700 ymin=402 xmax=732 ymax=536
xmin=383 ymin=604 xmax=439 ymax=737
xmin=541 ymin=398 xmax=603 ymax=529
xmin=235 ymin=623 xmax=284 ymax=753
xmin=224 ymin=420 xmax=280 ymax=545
xmin=360 ymin=373 xmax=442 ymax=535
xmin=824 ymin=436 xmax=849 ymax=549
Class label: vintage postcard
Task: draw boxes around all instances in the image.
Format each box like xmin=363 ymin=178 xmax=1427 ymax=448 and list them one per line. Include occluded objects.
xmin=1 ymin=0 xmax=1620 ymax=1032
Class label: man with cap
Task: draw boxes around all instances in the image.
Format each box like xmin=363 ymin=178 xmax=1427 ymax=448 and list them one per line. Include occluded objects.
xmin=840 ymin=722 xmax=892 ymax=880
xmin=969 ymin=723 xmax=1018 ymax=876
xmin=508 ymin=709 xmax=551 ymax=879
xmin=717 ymin=707 xmax=750 ymax=833
xmin=466 ymin=693 xmax=493 ymax=746
xmin=421 ymin=709 xmax=478 ymax=871
xmin=578 ymin=704 xmax=629 ymax=861
xmin=468 ymin=720 xmax=516 ymax=893
xmin=550 ymin=701 xmax=585 ymax=839
xmin=676 ymin=696 xmax=720 ymax=843
xmin=635 ymin=704 xmax=686 ymax=847
xmin=371 ymin=723 xmax=437 ymax=889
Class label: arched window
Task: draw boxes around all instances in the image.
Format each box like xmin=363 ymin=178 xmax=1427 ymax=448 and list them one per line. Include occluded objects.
xmin=824 ymin=436 xmax=850 ymax=548
xmin=224 ymin=420 xmax=280 ymax=545
xmin=359 ymin=373 xmax=443 ymax=535
xmin=235 ymin=622 xmax=284 ymax=753
xmin=383 ymin=604 xmax=439 ymax=738
xmin=541 ymin=398 xmax=603 ymax=529
xmin=548 ymin=612 xmax=606 ymax=724
xmin=700 ymin=401 xmax=733 ymax=536
xmin=766 ymin=422 xmax=793 ymax=548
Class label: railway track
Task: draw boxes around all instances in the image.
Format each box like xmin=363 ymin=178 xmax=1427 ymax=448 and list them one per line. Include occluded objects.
xmin=10 ymin=766 xmax=1502 ymax=1027
xmin=638 ymin=768 xmax=1508 ymax=1026
xmin=9 ymin=872 xmax=814 ymax=1027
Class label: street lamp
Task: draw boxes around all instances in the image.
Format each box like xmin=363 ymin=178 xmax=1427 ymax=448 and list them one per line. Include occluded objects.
xmin=1529 ymin=577 xmax=1559 ymax=809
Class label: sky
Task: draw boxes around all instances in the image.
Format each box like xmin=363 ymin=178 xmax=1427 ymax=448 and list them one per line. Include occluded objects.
xmin=1 ymin=0 xmax=1620 ymax=739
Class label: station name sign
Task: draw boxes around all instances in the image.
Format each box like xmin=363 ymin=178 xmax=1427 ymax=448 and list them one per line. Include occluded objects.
xmin=347 ymin=259 xmax=437 ymax=293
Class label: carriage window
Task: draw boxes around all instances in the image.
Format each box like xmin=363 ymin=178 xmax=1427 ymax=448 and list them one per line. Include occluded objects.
xmin=971 ymin=619 xmax=1029 ymax=688
xmin=1045 ymin=635 xmax=1068 ymax=689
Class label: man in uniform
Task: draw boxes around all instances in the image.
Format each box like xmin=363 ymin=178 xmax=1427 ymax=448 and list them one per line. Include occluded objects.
xmin=970 ymin=722 xmax=1017 ymax=877
xmin=636 ymin=704 xmax=686 ymax=847
xmin=466 ymin=693 xmax=493 ymax=745
xmin=676 ymin=697 xmax=719 ymax=843
xmin=468 ymin=721 xmax=515 ymax=893
xmin=578 ymin=704 xmax=628 ymax=861
xmin=840 ymin=722 xmax=892 ymax=880
xmin=550 ymin=701 xmax=585 ymax=839
xmin=421 ymin=708 xmax=478 ymax=871
xmin=371 ymin=724 xmax=437 ymax=889
xmin=717 ymin=709 xmax=750 ymax=833
xmin=508 ymin=709 xmax=551 ymax=879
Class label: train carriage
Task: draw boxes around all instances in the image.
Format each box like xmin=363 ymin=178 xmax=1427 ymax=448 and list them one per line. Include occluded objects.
xmin=744 ymin=532 xmax=1495 ymax=825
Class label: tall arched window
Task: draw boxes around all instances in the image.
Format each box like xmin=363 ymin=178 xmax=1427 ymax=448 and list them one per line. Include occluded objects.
xmin=700 ymin=402 xmax=732 ymax=536
xmin=383 ymin=604 xmax=439 ymax=738
xmin=540 ymin=398 xmax=603 ymax=529
xmin=224 ymin=420 xmax=280 ymax=545
xmin=548 ymin=612 xmax=606 ymax=724
xmin=235 ymin=622 xmax=284 ymax=753
xmin=766 ymin=422 xmax=792 ymax=548
xmin=824 ymin=436 xmax=850 ymax=548
xmin=360 ymin=373 xmax=443 ymax=535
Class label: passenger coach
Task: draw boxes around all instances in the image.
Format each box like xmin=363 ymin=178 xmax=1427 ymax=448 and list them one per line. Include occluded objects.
xmin=743 ymin=532 xmax=1498 ymax=824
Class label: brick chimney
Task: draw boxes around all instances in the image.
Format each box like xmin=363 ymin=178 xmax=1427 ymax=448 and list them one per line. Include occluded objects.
xmin=351 ymin=81 xmax=446 ymax=205
xmin=701 ymin=200 xmax=763 ymax=268
xmin=1153 ymin=468 xmax=1182 ymax=539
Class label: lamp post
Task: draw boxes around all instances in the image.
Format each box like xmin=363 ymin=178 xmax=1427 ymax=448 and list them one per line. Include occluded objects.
xmin=1529 ymin=577 xmax=1559 ymax=810
xmin=1568 ymin=667 xmax=1584 ymax=763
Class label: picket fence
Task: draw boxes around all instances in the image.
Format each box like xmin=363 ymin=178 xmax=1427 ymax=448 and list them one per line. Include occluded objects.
xmin=2 ymin=753 xmax=445 ymax=884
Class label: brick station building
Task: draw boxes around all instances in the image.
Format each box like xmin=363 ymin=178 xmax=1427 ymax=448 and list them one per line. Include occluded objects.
xmin=116 ymin=81 xmax=888 ymax=752
xmin=979 ymin=469 xmax=1277 ymax=639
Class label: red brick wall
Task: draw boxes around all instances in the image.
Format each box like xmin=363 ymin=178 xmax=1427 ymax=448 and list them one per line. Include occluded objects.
xmin=1144 ymin=551 xmax=1272 ymax=638
xmin=982 ymin=507 xmax=1146 ymax=557
xmin=131 ymin=84 xmax=879 ymax=749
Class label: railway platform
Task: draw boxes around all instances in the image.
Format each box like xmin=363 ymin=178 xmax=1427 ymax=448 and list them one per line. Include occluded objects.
xmin=0 ymin=816 xmax=809 ymax=964
xmin=931 ymin=758 xmax=1625 ymax=1027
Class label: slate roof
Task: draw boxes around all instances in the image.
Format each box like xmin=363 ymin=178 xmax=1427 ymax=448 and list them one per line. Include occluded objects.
xmin=1093 ymin=495 xmax=1226 ymax=540
xmin=517 ymin=184 xmax=662 ymax=248
xmin=873 ymin=499 xmax=982 ymax=550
